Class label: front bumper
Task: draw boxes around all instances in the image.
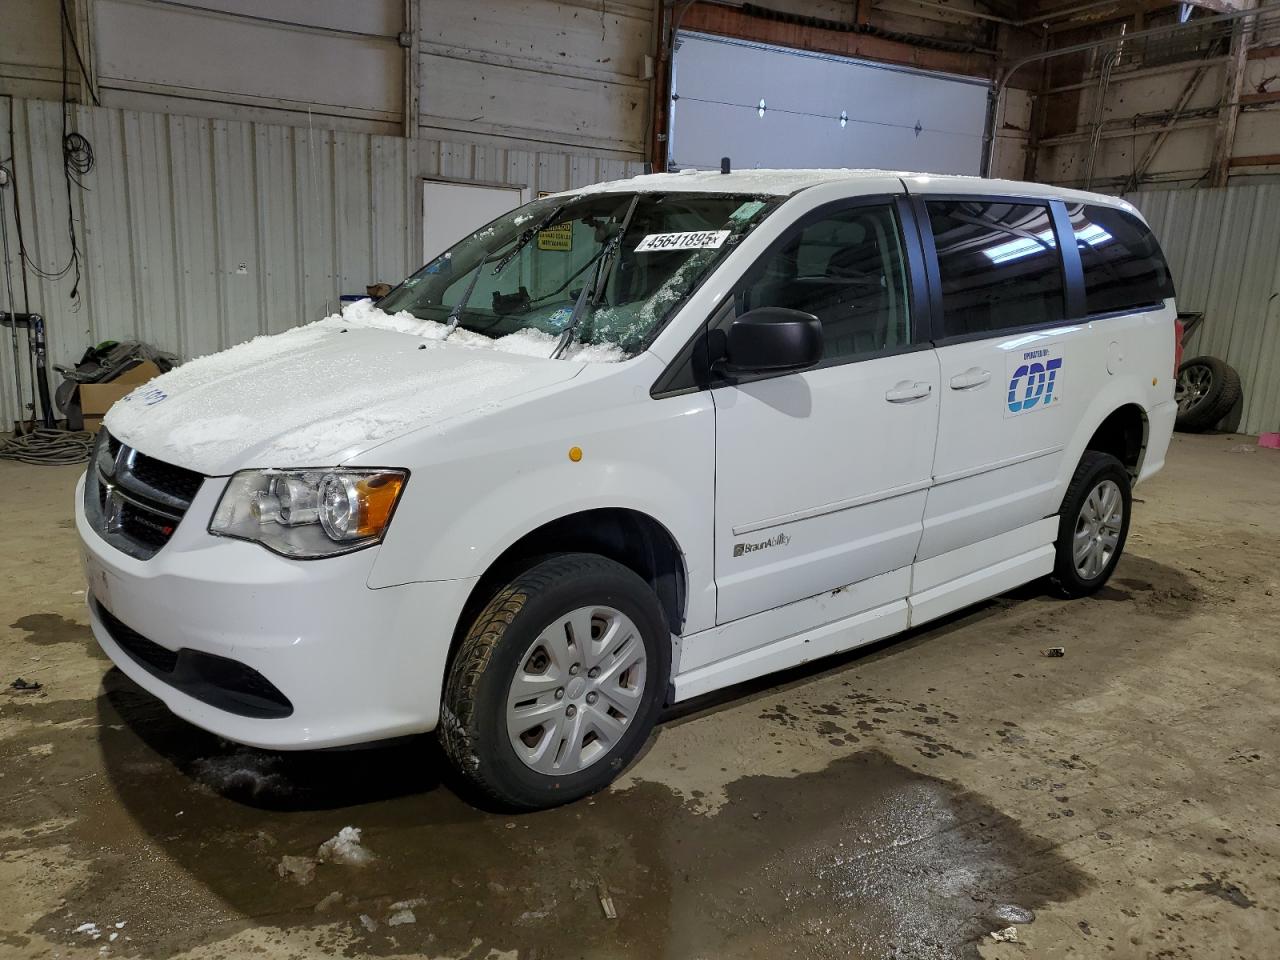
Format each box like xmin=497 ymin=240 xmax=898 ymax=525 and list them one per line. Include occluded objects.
xmin=76 ymin=473 xmax=477 ymax=749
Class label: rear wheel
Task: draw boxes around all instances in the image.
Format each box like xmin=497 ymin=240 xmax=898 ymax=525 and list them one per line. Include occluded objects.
xmin=1175 ymin=356 xmax=1241 ymax=432
xmin=1049 ymin=451 xmax=1132 ymax=598
xmin=439 ymin=553 xmax=669 ymax=810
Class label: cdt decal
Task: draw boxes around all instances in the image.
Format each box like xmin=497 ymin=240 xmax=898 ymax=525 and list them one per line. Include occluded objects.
xmin=1006 ymin=348 xmax=1063 ymax=417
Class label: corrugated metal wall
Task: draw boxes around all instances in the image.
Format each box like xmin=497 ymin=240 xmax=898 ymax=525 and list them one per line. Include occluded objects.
xmin=0 ymin=96 xmax=642 ymax=425
xmin=1130 ymin=184 xmax=1280 ymax=436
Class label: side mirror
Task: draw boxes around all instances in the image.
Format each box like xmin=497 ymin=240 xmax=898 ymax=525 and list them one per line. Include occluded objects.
xmin=719 ymin=307 xmax=823 ymax=375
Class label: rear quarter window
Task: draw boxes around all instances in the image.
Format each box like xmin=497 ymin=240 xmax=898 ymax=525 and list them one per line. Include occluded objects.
xmin=1066 ymin=204 xmax=1175 ymax=315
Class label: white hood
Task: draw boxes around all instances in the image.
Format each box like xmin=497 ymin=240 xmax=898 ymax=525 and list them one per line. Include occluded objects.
xmin=104 ymin=315 xmax=591 ymax=475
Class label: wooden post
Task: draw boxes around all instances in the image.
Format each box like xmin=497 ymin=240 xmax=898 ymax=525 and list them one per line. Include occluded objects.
xmin=402 ymin=0 xmax=420 ymax=140
xmin=1209 ymin=9 xmax=1254 ymax=187
xmin=73 ymin=0 xmax=99 ymax=106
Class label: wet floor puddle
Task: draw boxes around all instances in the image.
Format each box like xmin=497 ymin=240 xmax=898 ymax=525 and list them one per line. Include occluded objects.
xmin=0 ymin=671 xmax=1090 ymax=960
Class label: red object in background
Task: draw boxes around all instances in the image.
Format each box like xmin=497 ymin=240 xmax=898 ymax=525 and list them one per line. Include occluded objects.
xmin=1174 ymin=317 xmax=1185 ymax=376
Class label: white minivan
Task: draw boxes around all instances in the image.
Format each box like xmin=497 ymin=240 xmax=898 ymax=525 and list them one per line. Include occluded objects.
xmin=77 ymin=169 xmax=1179 ymax=808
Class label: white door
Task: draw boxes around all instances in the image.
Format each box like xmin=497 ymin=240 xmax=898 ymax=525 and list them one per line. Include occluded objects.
xmin=712 ymin=199 xmax=940 ymax=624
xmin=422 ymin=180 xmax=526 ymax=263
xmin=914 ymin=195 xmax=1087 ymax=562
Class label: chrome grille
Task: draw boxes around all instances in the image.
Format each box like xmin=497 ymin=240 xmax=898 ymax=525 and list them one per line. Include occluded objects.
xmin=84 ymin=429 xmax=204 ymax=560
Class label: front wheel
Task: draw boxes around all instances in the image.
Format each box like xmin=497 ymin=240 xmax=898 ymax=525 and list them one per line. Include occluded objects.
xmin=439 ymin=553 xmax=670 ymax=810
xmin=1049 ymin=451 xmax=1132 ymax=598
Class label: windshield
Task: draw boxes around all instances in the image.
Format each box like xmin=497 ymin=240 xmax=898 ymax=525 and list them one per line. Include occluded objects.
xmin=378 ymin=191 xmax=779 ymax=357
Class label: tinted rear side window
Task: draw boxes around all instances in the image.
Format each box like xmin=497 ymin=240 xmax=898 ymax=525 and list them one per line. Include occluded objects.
xmin=925 ymin=200 xmax=1065 ymax=337
xmin=1066 ymin=204 xmax=1175 ymax=314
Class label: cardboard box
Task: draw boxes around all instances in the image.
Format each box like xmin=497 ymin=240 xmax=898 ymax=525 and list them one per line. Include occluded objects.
xmin=78 ymin=360 xmax=163 ymax=433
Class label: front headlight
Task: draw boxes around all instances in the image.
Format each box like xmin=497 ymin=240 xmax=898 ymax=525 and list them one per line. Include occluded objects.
xmin=210 ymin=469 xmax=408 ymax=558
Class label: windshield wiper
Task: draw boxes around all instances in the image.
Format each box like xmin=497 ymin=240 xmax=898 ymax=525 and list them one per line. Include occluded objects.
xmin=551 ymin=195 xmax=638 ymax=359
xmin=493 ymin=204 xmax=564 ymax=276
xmin=444 ymin=204 xmax=565 ymax=339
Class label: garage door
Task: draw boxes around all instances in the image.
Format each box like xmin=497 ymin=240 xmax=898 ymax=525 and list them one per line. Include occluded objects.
xmin=669 ymin=32 xmax=988 ymax=175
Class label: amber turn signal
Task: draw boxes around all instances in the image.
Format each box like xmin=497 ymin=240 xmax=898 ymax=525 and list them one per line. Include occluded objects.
xmin=355 ymin=474 xmax=405 ymax=537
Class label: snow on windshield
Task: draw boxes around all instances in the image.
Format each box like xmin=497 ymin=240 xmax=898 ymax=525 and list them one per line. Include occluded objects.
xmin=336 ymin=299 xmax=630 ymax=362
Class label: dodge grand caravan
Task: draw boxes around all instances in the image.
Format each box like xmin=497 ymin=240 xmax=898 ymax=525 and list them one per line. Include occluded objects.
xmin=77 ymin=169 xmax=1178 ymax=809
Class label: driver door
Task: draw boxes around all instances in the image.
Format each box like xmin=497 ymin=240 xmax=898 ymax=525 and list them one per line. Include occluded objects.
xmin=711 ymin=197 xmax=940 ymax=624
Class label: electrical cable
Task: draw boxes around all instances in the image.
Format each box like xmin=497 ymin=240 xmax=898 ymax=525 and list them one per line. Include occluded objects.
xmin=4 ymin=15 xmax=96 ymax=299
xmin=1 ymin=5 xmax=97 ymax=430
xmin=6 ymin=97 xmax=36 ymax=316
xmin=57 ymin=2 xmax=90 ymax=305
xmin=0 ymin=427 xmax=94 ymax=465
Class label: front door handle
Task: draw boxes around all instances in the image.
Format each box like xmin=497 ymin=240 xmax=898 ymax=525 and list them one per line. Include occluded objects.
xmin=885 ymin=381 xmax=933 ymax=403
xmin=950 ymin=367 xmax=991 ymax=390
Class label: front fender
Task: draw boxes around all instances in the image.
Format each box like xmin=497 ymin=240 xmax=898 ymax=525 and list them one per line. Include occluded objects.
xmin=364 ymin=364 xmax=718 ymax=634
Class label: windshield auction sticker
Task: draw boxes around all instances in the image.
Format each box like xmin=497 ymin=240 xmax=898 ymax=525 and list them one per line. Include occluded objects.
xmin=634 ymin=230 xmax=730 ymax=253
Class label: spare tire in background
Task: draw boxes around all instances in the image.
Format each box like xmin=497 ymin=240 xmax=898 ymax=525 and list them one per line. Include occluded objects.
xmin=1175 ymin=356 xmax=1242 ymax=432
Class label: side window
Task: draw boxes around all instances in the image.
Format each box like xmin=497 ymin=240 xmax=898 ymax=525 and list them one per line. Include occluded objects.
xmin=926 ymin=199 xmax=1066 ymax=337
xmin=1066 ymin=204 xmax=1175 ymax=315
xmin=738 ymin=203 xmax=911 ymax=362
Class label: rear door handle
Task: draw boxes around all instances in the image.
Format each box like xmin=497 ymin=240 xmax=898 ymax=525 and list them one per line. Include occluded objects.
xmin=949 ymin=367 xmax=991 ymax=390
xmin=885 ymin=381 xmax=933 ymax=403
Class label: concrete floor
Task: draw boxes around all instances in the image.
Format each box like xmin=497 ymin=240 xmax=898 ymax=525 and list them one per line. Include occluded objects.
xmin=1 ymin=433 xmax=1277 ymax=960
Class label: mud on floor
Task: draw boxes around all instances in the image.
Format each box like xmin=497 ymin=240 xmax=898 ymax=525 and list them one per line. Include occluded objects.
xmin=0 ymin=664 xmax=1091 ymax=960
xmin=2 ymin=436 xmax=1279 ymax=960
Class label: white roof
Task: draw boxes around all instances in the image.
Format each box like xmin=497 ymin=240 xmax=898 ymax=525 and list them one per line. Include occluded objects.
xmin=561 ymin=168 xmax=899 ymax=197
xmin=557 ymin=168 xmax=1136 ymax=213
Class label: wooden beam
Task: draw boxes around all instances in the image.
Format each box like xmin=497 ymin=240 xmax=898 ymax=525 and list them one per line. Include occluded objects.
xmin=678 ymin=3 xmax=997 ymax=80
xmin=1125 ymin=54 xmax=1218 ymax=190
xmin=1240 ymin=90 xmax=1280 ymax=104
xmin=1170 ymin=0 xmax=1256 ymax=12
xmin=1229 ymin=153 xmax=1280 ymax=166
xmin=1246 ymin=42 xmax=1280 ymax=59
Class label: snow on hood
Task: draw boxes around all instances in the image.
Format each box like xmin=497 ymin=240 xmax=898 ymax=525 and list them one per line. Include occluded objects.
xmin=104 ymin=302 xmax=619 ymax=475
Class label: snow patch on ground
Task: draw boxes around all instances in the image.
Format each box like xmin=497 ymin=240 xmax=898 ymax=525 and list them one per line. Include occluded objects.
xmin=317 ymin=826 xmax=373 ymax=866
xmin=190 ymin=750 xmax=289 ymax=798
xmin=277 ymin=854 xmax=317 ymax=885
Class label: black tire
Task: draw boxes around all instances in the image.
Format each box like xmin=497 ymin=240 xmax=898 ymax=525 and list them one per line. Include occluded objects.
xmin=1175 ymin=355 xmax=1242 ymax=432
xmin=439 ymin=553 xmax=670 ymax=810
xmin=1049 ymin=451 xmax=1132 ymax=599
